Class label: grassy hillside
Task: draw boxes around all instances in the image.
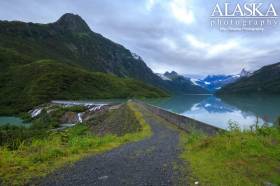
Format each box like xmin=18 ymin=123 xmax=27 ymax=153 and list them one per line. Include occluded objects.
xmin=0 ymin=59 xmax=167 ymax=115
xmin=0 ymin=47 xmax=32 ymax=71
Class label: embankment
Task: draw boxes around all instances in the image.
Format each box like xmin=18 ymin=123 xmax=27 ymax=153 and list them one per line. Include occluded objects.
xmin=134 ymin=100 xmax=224 ymax=135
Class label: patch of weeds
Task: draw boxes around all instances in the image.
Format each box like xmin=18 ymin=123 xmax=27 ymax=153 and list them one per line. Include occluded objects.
xmin=180 ymin=122 xmax=280 ymax=186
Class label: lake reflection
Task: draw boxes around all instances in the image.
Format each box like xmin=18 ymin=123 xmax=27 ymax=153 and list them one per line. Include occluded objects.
xmin=144 ymin=95 xmax=280 ymax=129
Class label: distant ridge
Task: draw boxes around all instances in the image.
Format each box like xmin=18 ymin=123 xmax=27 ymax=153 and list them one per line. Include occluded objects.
xmin=217 ymin=62 xmax=280 ymax=94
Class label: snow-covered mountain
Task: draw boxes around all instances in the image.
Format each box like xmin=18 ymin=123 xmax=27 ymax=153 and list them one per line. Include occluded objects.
xmin=194 ymin=75 xmax=239 ymax=92
xmin=187 ymin=69 xmax=251 ymax=93
xmin=156 ymin=69 xmax=252 ymax=94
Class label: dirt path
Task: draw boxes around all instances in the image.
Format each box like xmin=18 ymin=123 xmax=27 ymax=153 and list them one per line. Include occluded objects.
xmin=39 ymin=104 xmax=188 ymax=186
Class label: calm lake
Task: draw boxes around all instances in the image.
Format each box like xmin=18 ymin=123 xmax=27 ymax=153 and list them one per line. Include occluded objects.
xmin=0 ymin=116 xmax=29 ymax=127
xmin=144 ymin=95 xmax=280 ymax=129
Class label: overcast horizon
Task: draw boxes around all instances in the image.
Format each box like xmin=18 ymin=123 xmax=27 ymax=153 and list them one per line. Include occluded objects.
xmin=1 ymin=0 xmax=280 ymax=77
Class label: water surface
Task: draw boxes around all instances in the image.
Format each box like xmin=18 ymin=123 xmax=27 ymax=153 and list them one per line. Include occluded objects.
xmin=0 ymin=116 xmax=29 ymax=127
xmin=143 ymin=95 xmax=280 ymax=129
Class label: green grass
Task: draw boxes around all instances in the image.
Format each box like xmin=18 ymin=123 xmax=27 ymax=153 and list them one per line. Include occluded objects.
xmin=0 ymin=102 xmax=152 ymax=185
xmin=180 ymin=125 xmax=280 ymax=186
xmin=0 ymin=59 xmax=168 ymax=115
xmin=127 ymin=101 xmax=152 ymax=138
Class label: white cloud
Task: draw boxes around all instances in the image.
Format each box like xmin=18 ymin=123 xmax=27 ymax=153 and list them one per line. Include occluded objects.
xmin=185 ymin=34 xmax=209 ymax=49
xmin=208 ymin=41 xmax=239 ymax=57
xmin=146 ymin=0 xmax=156 ymax=11
xmin=161 ymin=37 xmax=178 ymax=50
xmin=169 ymin=0 xmax=194 ymax=24
xmin=185 ymin=34 xmax=239 ymax=58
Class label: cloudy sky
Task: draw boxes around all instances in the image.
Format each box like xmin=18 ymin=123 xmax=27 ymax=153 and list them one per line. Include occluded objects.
xmin=1 ymin=0 xmax=280 ymax=77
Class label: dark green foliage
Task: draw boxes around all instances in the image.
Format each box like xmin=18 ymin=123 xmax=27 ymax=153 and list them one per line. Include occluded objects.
xmin=0 ymin=107 xmax=73 ymax=149
xmin=67 ymin=124 xmax=89 ymax=137
xmin=18 ymin=112 xmax=33 ymax=123
xmin=0 ymin=106 xmax=84 ymax=149
xmin=218 ymin=62 xmax=280 ymax=94
xmin=61 ymin=105 xmax=87 ymax=113
xmin=0 ymin=60 xmax=167 ymax=115
xmin=0 ymin=47 xmax=32 ymax=71
xmin=275 ymin=117 xmax=280 ymax=128
xmin=0 ymin=125 xmax=47 ymax=150
xmin=31 ymin=110 xmax=60 ymax=129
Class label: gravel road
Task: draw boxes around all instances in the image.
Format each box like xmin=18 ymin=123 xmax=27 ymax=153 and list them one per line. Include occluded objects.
xmin=39 ymin=105 xmax=188 ymax=186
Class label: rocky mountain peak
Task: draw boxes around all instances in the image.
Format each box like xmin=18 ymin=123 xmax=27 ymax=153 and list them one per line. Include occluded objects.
xmin=164 ymin=71 xmax=178 ymax=76
xmin=240 ymin=68 xmax=251 ymax=77
xmin=54 ymin=13 xmax=91 ymax=33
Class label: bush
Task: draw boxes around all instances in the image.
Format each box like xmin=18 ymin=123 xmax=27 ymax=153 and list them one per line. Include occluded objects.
xmin=275 ymin=117 xmax=280 ymax=128
xmin=228 ymin=120 xmax=241 ymax=132
xmin=0 ymin=125 xmax=47 ymax=150
xmin=62 ymin=106 xmax=87 ymax=113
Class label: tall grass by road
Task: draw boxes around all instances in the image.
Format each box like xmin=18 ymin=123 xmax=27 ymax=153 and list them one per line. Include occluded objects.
xmin=181 ymin=121 xmax=280 ymax=186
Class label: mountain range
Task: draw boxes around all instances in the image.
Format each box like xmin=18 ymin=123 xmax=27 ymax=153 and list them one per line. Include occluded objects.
xmin=189 ymin=69 xmax=252 ymax=93
xmin=158 ymin=63 xmax=280 ymax=95
xmin=217 ymin=62 xmax=280 ymax=95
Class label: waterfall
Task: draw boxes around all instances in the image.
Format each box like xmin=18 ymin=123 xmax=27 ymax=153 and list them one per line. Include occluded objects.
xmin=89 ymin=104 xmax=106 ymax=111
xmin=78 ymin=113 xmax=83 ymax=123
xmin=31 ymin=108 xmax=42 ymax=118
